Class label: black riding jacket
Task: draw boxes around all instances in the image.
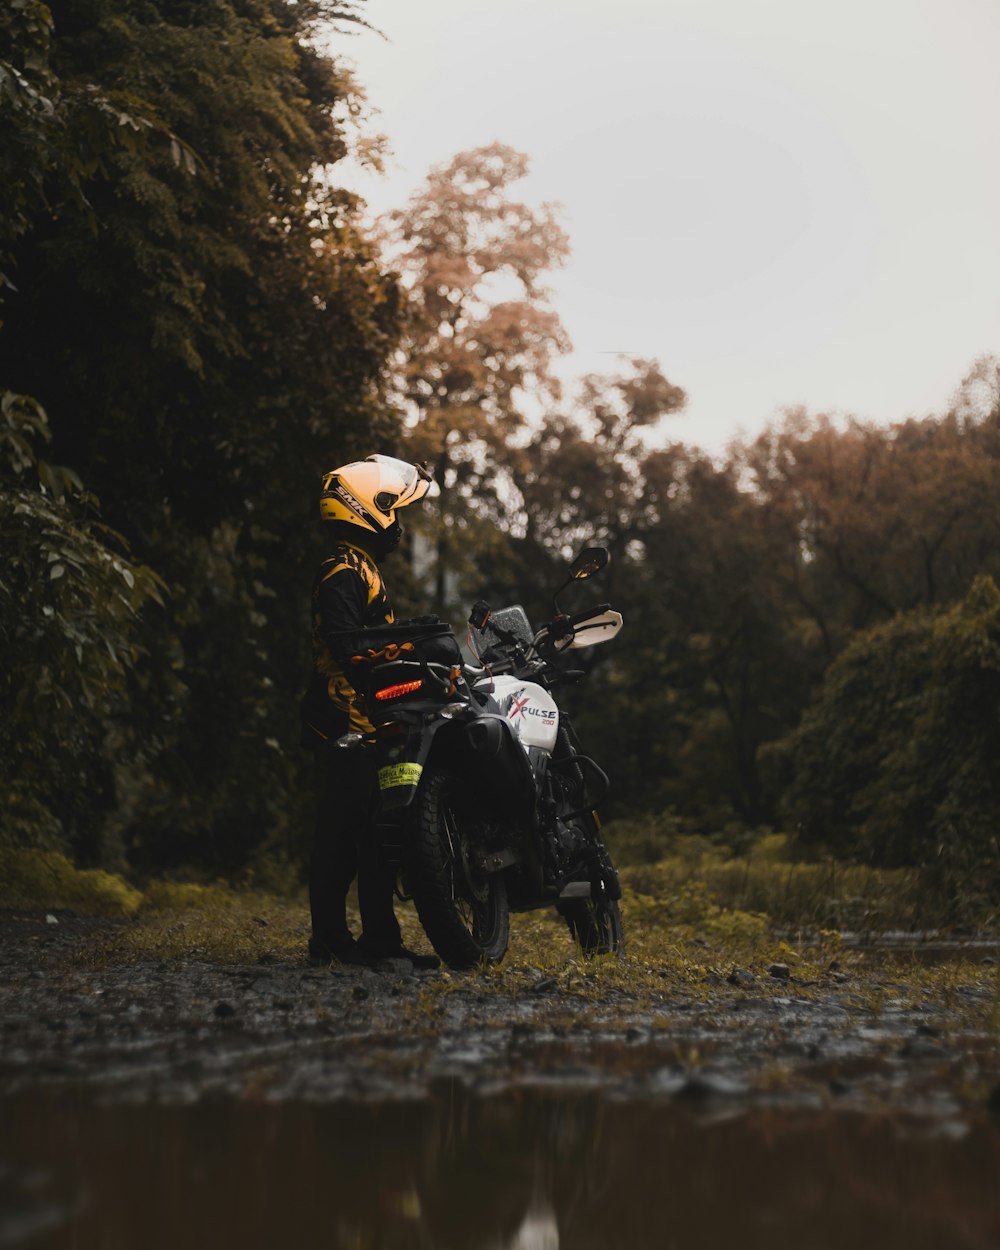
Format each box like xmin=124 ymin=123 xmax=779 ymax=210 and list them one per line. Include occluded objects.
xmin=300 ymin=540 xmax=394 ymax=744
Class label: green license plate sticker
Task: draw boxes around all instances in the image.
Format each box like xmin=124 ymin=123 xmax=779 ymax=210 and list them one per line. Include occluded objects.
xmin=378 ymin=762 xmax=423 ymax=790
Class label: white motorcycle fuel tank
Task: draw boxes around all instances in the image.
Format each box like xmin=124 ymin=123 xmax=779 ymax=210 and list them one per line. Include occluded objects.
xmin=475 ymin=674 xmax=560 ymax=755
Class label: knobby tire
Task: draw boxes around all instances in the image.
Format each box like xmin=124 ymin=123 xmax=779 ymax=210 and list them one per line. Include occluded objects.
xmin=557 ymin=895 xmax=624 ymax=956
xmin=554 ymin=810 xmax=625 ymax=957
xmin=408 ymin=768 xmax=510 ymax=970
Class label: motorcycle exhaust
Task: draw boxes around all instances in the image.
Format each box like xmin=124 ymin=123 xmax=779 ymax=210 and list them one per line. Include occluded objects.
xmin=466 ymin=717 xmax=504 ymax=758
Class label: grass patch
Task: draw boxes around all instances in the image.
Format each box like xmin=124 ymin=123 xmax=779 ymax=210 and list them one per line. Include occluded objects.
xmin=10 ymin=837 xmax=995 ymax=1035
xmin=413 ymin=904 xmax=998 ymax=1045
xmin=34 ymin=865 xmax=995 ymax=1049
xmin=614 ymin=833 xmax=925 ymax=935
xmin=141 ymin=880 xmax=249 ymax=913
xmin=0 ymin=848 xmax=143 ymax=917
xmin=95 ymin=889 xmax=312 ymax=965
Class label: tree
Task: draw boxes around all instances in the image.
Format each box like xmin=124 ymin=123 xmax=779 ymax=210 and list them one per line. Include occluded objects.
xmin=0 ymin=391 xmax=164 ymax=860
xmin=781 ymin=577 xmax=1000 ymax=919
xmin=518 ymin=358 xmax=686 ymax=562
xmin=0 ymin=0 xmax=403 ymax=873
xmin=597 ymin=442 xmax=815 ymax=827
xmin=506 ymin=364 xmax=731 ymax=827
xmin=384 ymin=144 xmax=572 ymax=614
xmin=3 ymin=0 xmax=400 ymax=530
xmin=546 ymin=359 xmax=1000 ymax=837
xmin=742 ymin=391 xmax=1000 ymax=651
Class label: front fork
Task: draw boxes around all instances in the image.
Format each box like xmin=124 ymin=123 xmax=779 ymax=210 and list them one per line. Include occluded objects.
xmin=548 ymin=720 xmax=622 ymax=902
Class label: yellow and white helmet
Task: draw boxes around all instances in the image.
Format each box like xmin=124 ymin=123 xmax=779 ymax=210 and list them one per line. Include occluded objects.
xmin=319 ymin=454 xmax=438 ymax=536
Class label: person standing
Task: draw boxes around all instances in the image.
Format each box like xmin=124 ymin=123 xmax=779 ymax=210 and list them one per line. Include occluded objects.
xmin=300 ymin=454 xmax=439 ymax=968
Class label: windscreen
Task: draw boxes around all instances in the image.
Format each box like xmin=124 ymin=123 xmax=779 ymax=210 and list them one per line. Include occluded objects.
xmin=470 ymin=604 xmax=534 ymax=658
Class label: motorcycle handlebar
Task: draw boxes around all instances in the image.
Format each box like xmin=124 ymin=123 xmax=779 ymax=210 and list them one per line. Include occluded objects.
xmin=542 ymin=603 xmax=612 ymax=639
xmin=566 ymin=602 xmax=611 ymax=626
xmin=479 ymin=603 xmax=618 ymax=675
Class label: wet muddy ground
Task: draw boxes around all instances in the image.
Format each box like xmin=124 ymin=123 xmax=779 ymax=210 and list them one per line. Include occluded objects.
xmin=3 ymin=910 xmax=1000 ymax=1248
xmin=1 ymin=911 xmax=998 ymax=1110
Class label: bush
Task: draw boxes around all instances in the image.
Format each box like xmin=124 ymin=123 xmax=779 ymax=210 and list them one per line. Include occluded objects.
xmin=781 ymin=576 xmax=1000 ymax=923
xmin=140 ymin=880 xmax=239 ymax=913
xmin=602 ymin=811 xmax=686 ymax=864
xmin=620 ymin=841 xmax=922 ymax=935
xmin=0 ymin=847 xmax=142 ymax=915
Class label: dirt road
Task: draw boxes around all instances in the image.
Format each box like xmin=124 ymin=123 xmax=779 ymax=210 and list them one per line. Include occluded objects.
xmin=3 ymin=910 xmax=997 ymax=1112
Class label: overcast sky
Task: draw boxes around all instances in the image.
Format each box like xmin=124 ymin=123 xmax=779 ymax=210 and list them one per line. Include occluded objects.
xmin=339 ymin=0 xmax=1000 ymax=454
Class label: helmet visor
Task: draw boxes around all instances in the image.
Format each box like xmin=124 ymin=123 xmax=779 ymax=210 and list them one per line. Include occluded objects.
xmin=367 ymin=455 xmax=440 ymax=507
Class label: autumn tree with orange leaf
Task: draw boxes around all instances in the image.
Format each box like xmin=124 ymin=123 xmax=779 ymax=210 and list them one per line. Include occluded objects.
xmin=384 ymin=144 xmax=571 ymax=613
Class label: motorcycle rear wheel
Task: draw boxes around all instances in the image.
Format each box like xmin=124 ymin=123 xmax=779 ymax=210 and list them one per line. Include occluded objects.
xmin=408 ymin=768 xmax=510 ymax=970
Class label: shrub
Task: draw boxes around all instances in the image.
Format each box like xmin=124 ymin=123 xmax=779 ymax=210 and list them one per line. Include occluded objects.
xmin=781 ymin=576 xmax=1000 ymax=923
xmin=619 ymin=839 xmax=924 ymax=934
xmin=0 ymin=847 xmax=142 ymax=915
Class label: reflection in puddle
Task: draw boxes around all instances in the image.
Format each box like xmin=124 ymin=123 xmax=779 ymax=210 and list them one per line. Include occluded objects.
xmin=2 ymin=1085 xmax=999 ymax=1249
xmin=509 ymin=1203 xmax=559 ymax=1250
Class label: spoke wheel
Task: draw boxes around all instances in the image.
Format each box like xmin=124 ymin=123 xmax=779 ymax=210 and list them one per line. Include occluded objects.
xmin=557 ymin=894 xmax=624 ymax=956
xmin=409 ymin=768 xmax=510 ymax=970
xmin=554 ymin=812 xmax=625 ymax=957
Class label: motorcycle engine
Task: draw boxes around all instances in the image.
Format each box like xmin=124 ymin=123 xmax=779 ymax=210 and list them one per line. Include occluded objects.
xmin=551 ymin=818 xmax=587 ymax=872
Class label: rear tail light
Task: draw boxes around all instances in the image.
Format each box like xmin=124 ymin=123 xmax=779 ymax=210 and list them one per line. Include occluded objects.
xmin=375 ymin=679 xmax=423 ymax=702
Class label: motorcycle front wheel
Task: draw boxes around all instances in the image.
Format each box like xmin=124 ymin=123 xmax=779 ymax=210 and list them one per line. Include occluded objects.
xmin=553 ymin=809 xmax=625 ymax=957
xmin=408 ymin=768 xmax=510 ymax=970
xmin=557 ymin=894 xmax=624 ymax=956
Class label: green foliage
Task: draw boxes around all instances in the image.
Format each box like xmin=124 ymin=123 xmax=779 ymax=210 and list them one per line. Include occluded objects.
xmin=3 ymin=0 xmax=400 ymax=529
xmin=0 ymin=392 xmax=165 ymax=706
xmin=0 ymin=0 xmax=196 ymax=308
xmin=1 ymin=0 xmax=61 ymax=294
xmin=4 ymin=0 xmax=1000 ymax=895
xmin=783 ymin=576 xmax=1000 ymax=920
xmin=621 ymin=843 xmax=923 ymax=934
xmin=602 ymin=810 xmax=689 ymax=865
xmin=0 ymin=847 xmax=143 ymax=915
xmin=559 ymin=438 xmax=817 ymax=829
xmin=559 ymin=362 xmax=1000 ymax=835
xmin=1 ymin=390 xmax=166 ymax=859
xmin=622 ymin=873 xmax=770 ymax=947
xmin=743 ymin=377 xmax=1000 ymax=639
xmin=1 ymin=0 xmax=403 ymax=876
xmin=141 ymin=880 xmax=244 ymax=913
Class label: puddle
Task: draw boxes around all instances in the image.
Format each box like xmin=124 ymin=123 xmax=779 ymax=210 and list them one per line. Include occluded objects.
xmin=2 ymin=1085 xmax=998 ymax=1249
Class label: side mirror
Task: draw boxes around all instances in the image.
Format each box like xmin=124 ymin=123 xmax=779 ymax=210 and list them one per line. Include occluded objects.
xmin=569 ymin=546 xmax=609 ymax=581
xmin=553 ymin=546 xmax=610 ymax=614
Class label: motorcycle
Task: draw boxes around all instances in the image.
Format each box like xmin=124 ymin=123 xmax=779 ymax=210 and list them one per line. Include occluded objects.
xmin=347 ymin=546 xmax=625 ymax=970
